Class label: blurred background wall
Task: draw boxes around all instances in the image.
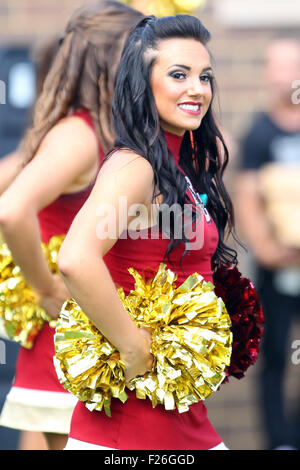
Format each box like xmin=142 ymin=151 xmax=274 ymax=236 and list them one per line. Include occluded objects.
xmin=1 ymin=0 xmax=299 ymax=149
xmin=0 ymin=0 xmax=299 ymax=450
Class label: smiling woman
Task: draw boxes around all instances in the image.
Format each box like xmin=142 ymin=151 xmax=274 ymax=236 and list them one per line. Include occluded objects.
xmin=58 ymin=14 xmax=239 ymax=451
xmin=150 ymin=39 xmax=213 ymax=135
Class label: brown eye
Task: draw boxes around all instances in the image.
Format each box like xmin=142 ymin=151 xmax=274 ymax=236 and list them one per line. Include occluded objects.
xmin=169 ymin=71 xmax=186 ymax=80
xmin=200 ymin=74 xmax=213 ymax=83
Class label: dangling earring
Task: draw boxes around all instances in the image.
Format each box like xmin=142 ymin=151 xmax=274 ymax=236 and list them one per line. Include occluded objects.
xmin=189 ymin=130 xmax=194 ymax=150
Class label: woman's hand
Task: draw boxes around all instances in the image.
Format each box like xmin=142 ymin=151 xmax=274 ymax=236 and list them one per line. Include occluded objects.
xmin=121 ymin=328 xmax=153 ymax=383
xmin=38 ymin=274 xmax=70 ymax=319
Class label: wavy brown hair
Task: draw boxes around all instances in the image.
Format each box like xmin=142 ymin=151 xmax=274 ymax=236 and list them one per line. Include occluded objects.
xmin=20 ymin=0 xmax=144 ymax=165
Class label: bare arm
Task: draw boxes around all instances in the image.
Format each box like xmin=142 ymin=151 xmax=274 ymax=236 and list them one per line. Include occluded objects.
xmin=58 ymin=151 xmax=154 ymax=381
xmin=235 ymin=170 xmax=300 ymax=269
xmin=0 ymin=116 xmax=99 ymax=316
xmin=0 ymin=151 xmax=23 ymax=195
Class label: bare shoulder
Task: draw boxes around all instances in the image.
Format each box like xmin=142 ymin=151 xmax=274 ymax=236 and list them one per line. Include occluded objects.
xmin=38 ymin=114 xmax=98 ymax=156
xmin=99 ymin=148 xmax=154 ymax=180
xmin=93 ymin=148 xmax=154 ymax=206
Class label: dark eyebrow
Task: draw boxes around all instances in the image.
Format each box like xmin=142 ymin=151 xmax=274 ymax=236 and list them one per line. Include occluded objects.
xmin=167 ymin=64 xmax=213 ymax=73
xmin=202 ymin=67 xmax=213 ymax=73
xmin=167 ymin=64 xmax=191 ymax=71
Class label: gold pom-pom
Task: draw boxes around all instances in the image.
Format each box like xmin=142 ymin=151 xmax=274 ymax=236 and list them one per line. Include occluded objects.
xmin=122 ymin=0 xmax=206 ymax=16
xmin=0 ymin=235 xmax=65 ymax=349
xmin=54 ymin=302 xmax=128 ymax=417
xmin=54 ymin=264 xmax=232 ymax=416
xmin=121 ymin=0 xmax=206 ymax=16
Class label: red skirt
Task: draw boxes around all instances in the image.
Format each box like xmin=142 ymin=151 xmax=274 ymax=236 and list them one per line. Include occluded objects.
xmin=68 ymin=391 xmax=223 ymax=450
xmin=0 ymin=324 xmax=77 ymax=433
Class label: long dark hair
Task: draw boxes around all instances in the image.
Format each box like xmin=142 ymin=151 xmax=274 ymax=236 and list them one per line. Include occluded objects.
xmin=112 ymin=14 xmax=240 ymax=267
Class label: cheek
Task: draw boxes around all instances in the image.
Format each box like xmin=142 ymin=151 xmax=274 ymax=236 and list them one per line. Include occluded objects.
xmin=206 ymin=85 xmax=213 ymax=104
xmin=151 ymin=77 xmax=164 ymax=112
xmin=152 ymin=81 xmax=165 ymax=105
xmin=151 ymin=75 xmax=180 ymax=111
xmin=203 ymin=86 xmax=213 ymax=113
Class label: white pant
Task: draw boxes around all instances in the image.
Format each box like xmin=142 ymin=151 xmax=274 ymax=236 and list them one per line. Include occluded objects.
xmin=65 ymin=437 xmax=229 ymax=450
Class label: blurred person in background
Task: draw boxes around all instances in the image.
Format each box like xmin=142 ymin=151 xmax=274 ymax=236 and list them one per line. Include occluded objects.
xmin=0 ymin=34 xmax=60 ymax=452
xmin=0 ymin=0 xmax=144 ymax=450
xmin=235 ymin=39 xmax=300 ymax=450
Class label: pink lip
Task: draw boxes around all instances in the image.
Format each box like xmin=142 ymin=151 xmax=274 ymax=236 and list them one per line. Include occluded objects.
xmin=178 ymin=102 xmax=202 ymax=116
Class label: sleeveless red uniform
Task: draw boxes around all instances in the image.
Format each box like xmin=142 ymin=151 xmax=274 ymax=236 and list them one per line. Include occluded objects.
xmin=66 ymin=131 xmax=224 ymax=450
xmin=0 ymin=110 xmax=103 ymax=434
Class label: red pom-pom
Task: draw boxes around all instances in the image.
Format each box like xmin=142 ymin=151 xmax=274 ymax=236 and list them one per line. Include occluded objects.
xmin=213 ymin=264 xmax=264 ymax=382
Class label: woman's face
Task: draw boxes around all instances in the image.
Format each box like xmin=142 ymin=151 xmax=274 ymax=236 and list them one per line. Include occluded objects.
xmin=150 ymin=38 xmax=213 ymax=136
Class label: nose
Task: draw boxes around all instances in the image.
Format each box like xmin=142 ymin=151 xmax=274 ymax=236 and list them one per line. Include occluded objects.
xmin=187 ymin=77 xmax=204 ymax=98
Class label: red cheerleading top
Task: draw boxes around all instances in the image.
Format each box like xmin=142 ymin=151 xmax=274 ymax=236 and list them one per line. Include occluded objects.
xmin=38 ymin=110 xmax=104 ymax=243
xmin=13 ymin=109 xmax=103 ymax=393
xmin=69 ymin=130 xmax=223 ymax=450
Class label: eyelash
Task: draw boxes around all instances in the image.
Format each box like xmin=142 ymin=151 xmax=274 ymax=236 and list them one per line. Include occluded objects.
xmin=169 ymin=71 xmax=213 ymax=83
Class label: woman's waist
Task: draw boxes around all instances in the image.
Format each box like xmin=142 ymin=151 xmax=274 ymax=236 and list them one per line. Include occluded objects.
xmin=38 ymin=205 xmax=86 ymax=243
xmin=74 ymin=389 xmax=209 ymax=427
xmin=38 ymin=222 xmax=67 ymax=244
xmin=105 ymin=256 xmax=214 ymax=294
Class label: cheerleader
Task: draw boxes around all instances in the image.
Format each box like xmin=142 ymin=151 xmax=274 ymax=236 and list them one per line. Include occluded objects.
xmin=0 ymin=0 xmax=143 ymax=450
xmin=0 ymin=35 xmax=59 ymax=452
xmin=57 ymin=14 xmax=239 ymax=450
